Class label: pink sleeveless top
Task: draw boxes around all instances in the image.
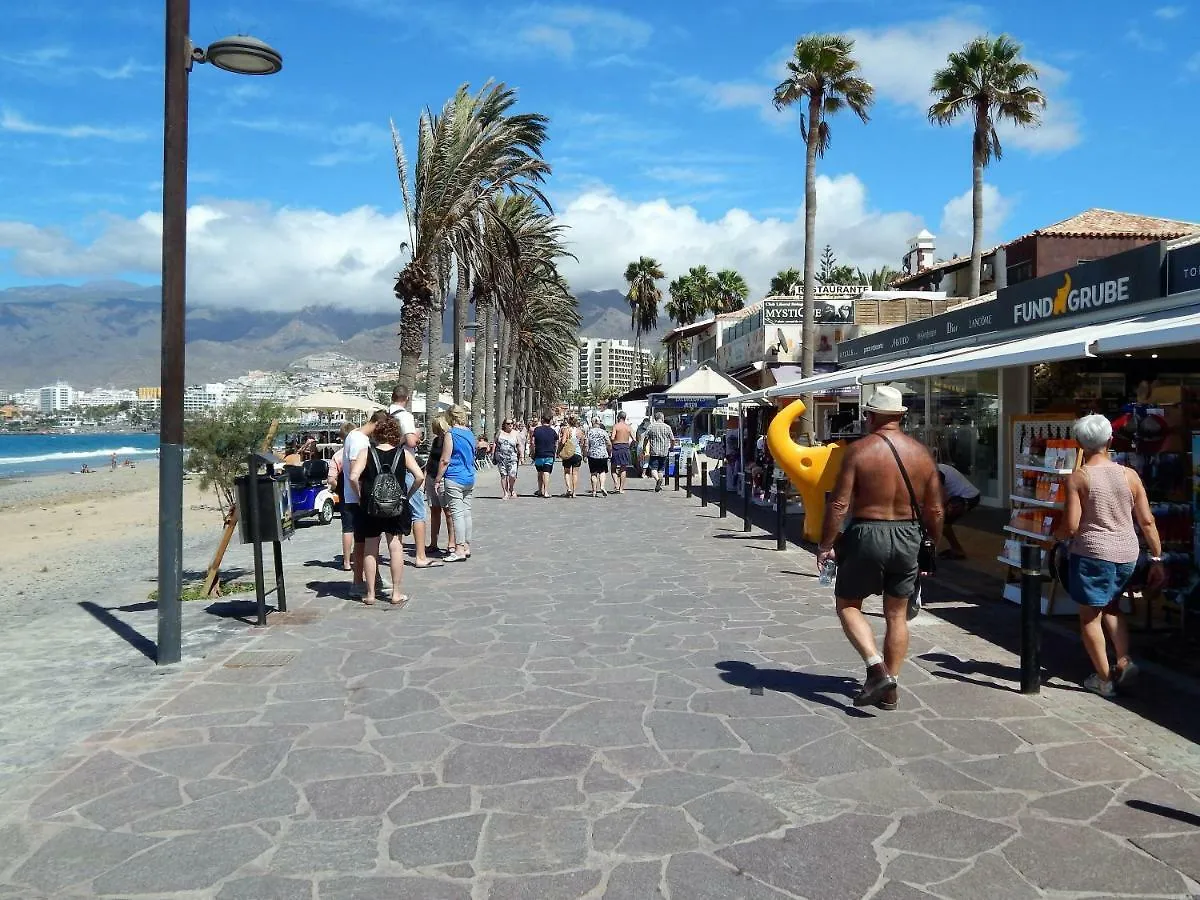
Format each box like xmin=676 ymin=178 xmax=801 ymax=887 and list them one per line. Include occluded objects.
xmin=1073 ymin=465 xmax=1140 ymax=564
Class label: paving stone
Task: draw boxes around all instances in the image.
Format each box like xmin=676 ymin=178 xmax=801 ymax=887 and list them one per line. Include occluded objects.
xmin=304 ymin=774 xmax=419 ymax=819
xmin=389 ymin=813 xmax=485 ymax=867
xmin=354 ymin=688 xmax=442 ymax=721
xmin=785 ymin=732 xmax=890 ymax=779
xmin=29 ymin=750 xmax=157 ymax=818
xmin=899 ymin=759 xmax=990 ymax=793
xmin=319 ymin=875 xmax=472 ymax=899
xmin=582 ymin=761 xmax=635 ymax=793
xmin=953 ymin=753 xmax=1074 ymax=793
xmin=602 ymin=860 xmax=663 ymax=899
xmin=71 ymin=773 xmax=182 ymax=830
xmin=370 ymin=708 xmax=456 ymax=736
xmin=388 ymin=786 xmax=473 ymax=825
xmin=646 ymin=710 xmax=741 ymax=750
xmin=369 ymin=733 xmax=454 ymax=769
xmin=184 ymin=777 xmax=246 ymax=800
xmin=887 ymin=808 xmax=1016 ymax=860
xmin=856 ymin=723 xmax=949 ymax=760
xmin=218 ymin=874 xmax=315 ymax=900
xmin=132 ymin=778 xmax=299 ymax=833
xmin=689 ymin=688 xmax=809 ymax=718
xmin=210 ymin=724 xmax=308 ymax=744
xmin=275 ymin=681 xmax=352 ymax=702
xmin=220 ymin=741 xmax=294 ymax=781
xmin=297 ymin=719 xmax=367 ymax=747
xmin=158 ymin=683 xmax=272 ymax=716
xmin=1028 ymin=784 xmax=1114 ymax=820
xmin=685 ymin=790 xmax=788 ymax=844
xmin=684 ymin=750 xmax=784 ymax=779
xmin=883 ymin=853 xmax=968 ymax=886
xmin=281 ymin=747 xmax=385 ymax=782
xmin=938 ymin=790 xmax=1025 ymax=819
xmin=468 ymin=708 xmax=569 ymax=732
xmin=630 ymin=770 xmax=730 ymax=806
xmin=1093 ymin=775 xmax=1200 ymax=836
xmin=617 ymin=806 xmax=699 ymax=856
xmin=0 ymin=823 xmax=29 ymax=876
xmin=934 ymin=851 xmax=1039 ymax=899
xmin=442 ymin=744 xmax=593 ymax=785
xmin=261 ymin=699 xmax=348 ymax=724
xmin=1002 ymin=716 xmax=1090 ymax=746
xmin=488 ymin=869 xmax=602 ymax=900
xmin=1040 ymin=741 xmax=1146 ymax=783
xmin=138 ymin=743 xmax=243 ymax=778
xmin=921 ymin=719 xmax=1023 ymax=756
xmin=1004 ymin=816 xmax=1187 ymax=894
xmin=1132 ymin=834 xmax=1200 ymax=883
xmin=602 ymin=745 xmax=673 ymax=776
xmin=816 ymin=768 xmax=934 ymax=814
xmin=10 ymin=826 xmax=160 ymax=894
xmin=480 ymin=777 xmax=584 ymax=814
xmin=478 ymin=812 xmax=590 ymax=875
xmin=725 ymin=715 xmax=843 ymax=754
xmin=542 ymin=701 xmax=648 ymax=746
xmin=664 ymin=852 xmax=796 ymax=899
xmin=907 ymin=682 xmax=1042 ymax=719
xmin=93 ymin=826 xmax=272 ymax=894
xmin=270 ymin=819 xmax=380 ymax=874
xmin=592 ymin=808 xmax=642 ymax=852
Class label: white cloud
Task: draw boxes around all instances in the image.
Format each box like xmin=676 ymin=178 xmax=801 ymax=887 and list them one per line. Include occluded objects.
xmin=667 ymin=75 xmax=785 ymax=125
xmin=937 ymin=183 xmax=1014 ymax=259
xmin=644 ymin=166 xmax=727 ymax=185
xmin=0 ymin=108 xmax=147 ymax=142
xmin=0 ymin=179 xmax=1013 ymax=309
xmin=846 ymin=17 xmax=1082 ymax=154
xmin=473 ymin=4 xmax=651 ymax=61
xmin=1154 ymin=5 xmax=1185 ymax=19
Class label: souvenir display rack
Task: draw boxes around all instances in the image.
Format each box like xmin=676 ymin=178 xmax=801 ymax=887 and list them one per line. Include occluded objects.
xmin=1002 ymin=414 xmax=1079 ymax=615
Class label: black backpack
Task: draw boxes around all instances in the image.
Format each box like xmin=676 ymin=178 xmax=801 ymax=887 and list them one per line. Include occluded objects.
xmin=366 ymin=446 xmax=405 ymax=518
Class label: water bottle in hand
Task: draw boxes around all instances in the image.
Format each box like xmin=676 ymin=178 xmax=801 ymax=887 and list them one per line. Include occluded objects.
xmin=819 ymin=559 xmax=837 ymax=586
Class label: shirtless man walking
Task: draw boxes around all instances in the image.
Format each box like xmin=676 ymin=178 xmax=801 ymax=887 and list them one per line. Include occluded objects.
xmin=817 ymin=385 xmax=943 ymax=710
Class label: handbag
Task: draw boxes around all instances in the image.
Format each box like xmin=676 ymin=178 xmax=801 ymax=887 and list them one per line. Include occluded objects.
xmin=877 ymin=434 xmax=937 ymax=576
xmin=558 ymin=428 xmax=578 ymax=461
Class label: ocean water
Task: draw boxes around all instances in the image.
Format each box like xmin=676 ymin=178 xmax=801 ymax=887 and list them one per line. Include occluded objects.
xmin=0 ymin=433 xmax=160 ymax=479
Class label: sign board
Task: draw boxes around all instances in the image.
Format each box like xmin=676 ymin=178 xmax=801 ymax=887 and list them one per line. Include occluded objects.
xmin=764 ymin=298 xmax=855 ymax=325
xmin=1167 ymin=242 xmax=1200 ymax=296
xmin=652 ymin=394 xmax=721 ymax=410
xmin=995 ymin=243 xmax=1164 ymax=329
xmin=837 ymin=300 xmax=999 ymax=365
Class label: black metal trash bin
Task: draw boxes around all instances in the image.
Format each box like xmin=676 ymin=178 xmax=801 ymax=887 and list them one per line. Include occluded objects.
xmin=235 ymin=473 xmax=295 ymax=543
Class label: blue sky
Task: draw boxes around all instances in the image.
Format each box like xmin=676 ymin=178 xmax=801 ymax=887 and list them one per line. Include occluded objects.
xmin=0 ymin=0 xmax=1197 ymax=308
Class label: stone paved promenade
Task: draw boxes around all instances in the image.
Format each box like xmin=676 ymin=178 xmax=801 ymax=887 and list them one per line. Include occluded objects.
xmin=1 ymin=474 xmax=1199 ymax=898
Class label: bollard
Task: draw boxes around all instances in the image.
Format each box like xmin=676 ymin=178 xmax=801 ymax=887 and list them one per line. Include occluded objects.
xmin=742 ymin=466 xmax=752 ymax=533
xmin=674 ymin=457 xmax=680 ymax=491
xmin=1020 ymin=543 xmax=1042 ymax=694
xmin=701 ymin=461 xmax=709 ymax=507
xmin=273 ymin=541 xmax=288 ymax=613
xmin=685 ymin=457 xmax=693 ymax=498
xmin=718 ymin=466 xmax=728 ymax=518
xmin=775 ymin=475 xmax=787 ymax=551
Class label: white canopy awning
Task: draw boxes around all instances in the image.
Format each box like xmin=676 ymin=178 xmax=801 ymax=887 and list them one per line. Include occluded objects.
xmin=293 ymin=392 xmax=383 ymax=413
xmin=1090 ymin=297 xmax=1200 ymax=355
xmin=665 ymin=364 xmax=750 ymax=398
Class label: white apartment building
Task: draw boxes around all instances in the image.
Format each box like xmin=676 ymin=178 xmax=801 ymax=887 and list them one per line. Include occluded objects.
xmin=76 ymin=388 xmax=139 ymax=408
xmin=183 ymin=383 xmax=228 ymax=414
xmin=38 ymin=382 xmax=75 ymax=413
xmin=569 ymin=338 xmax=654 ymax=395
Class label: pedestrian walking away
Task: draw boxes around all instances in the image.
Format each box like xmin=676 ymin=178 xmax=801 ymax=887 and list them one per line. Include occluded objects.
xmin=436 ymin=405 xmax=477 ymax=563
xmin=817 ymin=385 xmax=943 ymax=711
xmin=585 ymin=416 xmax=613 ymax=497
xmin=348 ymin=415 xmax=424 ymax=606
xmin=424 ymin=414 xmax=455 ymax=556
xmin=389 ymin=384 xmax=436 ymax=568
xmin=530 ymin=414 xmax=559 ymax=498
xmin=495 ymin=419 xmax=522 ymax=499
xmin=610 ymin=411 xmax=633 ymax=494
xmin=938 ymin=462 xmax=980 ymax=560
xmin=325 ymin=422 xmax=356 ymax=570
xmin=1057 ymin=414 xmax=1163 ymax=698
xmin=642 ymin=412 xmax=676 ymax=493
xmin=558 ymin=415 xmax=584 ymax=498
xmin=340 ymin=410 xmax=391 ymax=597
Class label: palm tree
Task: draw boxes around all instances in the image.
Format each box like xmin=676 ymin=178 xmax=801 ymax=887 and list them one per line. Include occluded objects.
xmin=856 ymin=265 xmax=900 ymax=290
xmin=714 ymin=269 xmax=749 ymax=313
xmin=929 ymin=34 xmax=1045 ymax=298
xmin=391 ymin=82 xmax=551 ymax=390
xmin=769 ymin=267 xmax=802 ymax=296
xmin=774 ymin=34 xmax=873 ymax=434
xmin=686 ymin=265 xmax=719 ymax=315
xmin=647 ymin=354 xmax=669 ymax=384
xmin=623 ymin=256 xmax=665 ymax=387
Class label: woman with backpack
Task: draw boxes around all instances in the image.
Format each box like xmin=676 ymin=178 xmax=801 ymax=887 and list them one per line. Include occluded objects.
xmin=558 ymin=414 xmax=585 ymax=498
xmin=349 ymin=414 xmax=426 ymax=606
xmin=435 ymin=405 xmax=476 ymax=563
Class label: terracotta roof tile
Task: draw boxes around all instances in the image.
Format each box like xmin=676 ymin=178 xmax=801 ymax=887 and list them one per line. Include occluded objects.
xmin=1033 ymin=208 xmax=1200 ymax=239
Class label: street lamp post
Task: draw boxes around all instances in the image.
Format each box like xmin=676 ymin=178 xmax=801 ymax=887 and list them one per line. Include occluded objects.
xmin=462 ymin=321 xmax=480 ymax=432
xmin=157 ymin=0 xmax=281 ymax=666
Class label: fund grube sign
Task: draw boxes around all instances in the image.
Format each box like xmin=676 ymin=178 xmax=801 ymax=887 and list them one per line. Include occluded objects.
xmin=996 ymin=243 xmax=1164 ymax=328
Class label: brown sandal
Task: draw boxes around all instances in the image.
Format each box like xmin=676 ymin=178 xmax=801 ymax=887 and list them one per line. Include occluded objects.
xmin=389 ymin=594 xmax=409 ymax=608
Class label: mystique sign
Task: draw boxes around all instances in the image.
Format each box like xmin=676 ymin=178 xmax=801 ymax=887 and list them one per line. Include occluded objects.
xmin=996 ymin=243 xmax=1163 ymax=328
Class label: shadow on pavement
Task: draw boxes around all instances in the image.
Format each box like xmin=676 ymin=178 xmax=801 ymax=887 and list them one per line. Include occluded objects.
xmin=918 ymin=651 xmax=1085 ymax=695
xmin=204 ymin=599 xmax=277 ymax=626
xmin=715 ymin=660 xmax=875 ymax=718
xmin=303 ymin=558 xmax=346 ymax=570
xmin=78 ymin=601 xmax=157 ymax=663
xmin=1125 ymin=800 xmax=1200 ymax=828
xmin=305 ymin=580 xmax=355 ymax=601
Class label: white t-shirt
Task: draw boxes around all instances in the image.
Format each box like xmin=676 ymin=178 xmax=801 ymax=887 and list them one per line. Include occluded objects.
xmin=388 ymin=404 xmax=417 ymax=443
xmin=341 ymin=429 xmax=370 ymax=504
xmin=939 ymin=463 xmax=980 ymax=500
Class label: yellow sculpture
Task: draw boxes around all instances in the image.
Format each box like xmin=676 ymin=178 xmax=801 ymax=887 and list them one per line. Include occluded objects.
xmin=766 ymin=399 xmax=846 ymax=543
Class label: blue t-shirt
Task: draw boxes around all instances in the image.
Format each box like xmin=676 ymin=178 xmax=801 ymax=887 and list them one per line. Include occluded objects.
xmin=532 ymin=424 xmax=559 ymax=459
xmin=444 ymin=426 xmax=477 ymax=485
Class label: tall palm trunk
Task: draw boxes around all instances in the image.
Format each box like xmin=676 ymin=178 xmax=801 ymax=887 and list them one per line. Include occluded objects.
xmin=424 ymin=293 xmax=442 ymax=418
xmin=470 ymin=298 xmax=486 ymax=433
xmin=398 ymin=307 xmax=426 ymax=387
xmin=497 ymin=314 xmax=512 ymax=423
xmin=481 ymin=303 xmax=495 ymax=436
xmin=452 ymin=257 xmax=468 ymax=405
xmin=969 ymin=116 xmax=986 ymax=299
xmin=799 ymin=93 xmax=821 ymax=439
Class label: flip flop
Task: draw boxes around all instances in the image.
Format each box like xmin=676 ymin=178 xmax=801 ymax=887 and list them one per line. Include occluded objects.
xmin=411 ymin=559 xmax=443 ymax=569
xmin=389 ymin=594 xmax=409 ymax=608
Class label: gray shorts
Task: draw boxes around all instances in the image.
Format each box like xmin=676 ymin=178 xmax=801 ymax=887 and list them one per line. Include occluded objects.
xmin=835 ymin=519 xmax=921 ymax=600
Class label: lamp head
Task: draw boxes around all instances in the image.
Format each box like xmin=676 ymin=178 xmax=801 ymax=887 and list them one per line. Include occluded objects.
xmin=202 ymin=35 xmax=283 ymax=75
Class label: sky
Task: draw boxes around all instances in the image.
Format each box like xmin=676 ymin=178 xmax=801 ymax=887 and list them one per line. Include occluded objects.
xmin=0 ymin=0 xmax=1197 ymax=310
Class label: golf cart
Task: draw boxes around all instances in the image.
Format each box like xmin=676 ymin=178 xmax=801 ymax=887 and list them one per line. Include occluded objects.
xmin=284 ymin=459 xmax=336 ymax=526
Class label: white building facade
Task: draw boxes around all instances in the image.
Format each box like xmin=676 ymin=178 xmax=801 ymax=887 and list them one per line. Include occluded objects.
xmin=569 ymin=338 xmax=654 ymax=394
xmin=38 ymin=382 xmax=75 ymax=413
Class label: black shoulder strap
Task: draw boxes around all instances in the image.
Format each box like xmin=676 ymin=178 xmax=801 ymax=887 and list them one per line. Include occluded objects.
xmin=388 ymin=446 xmax=403 ymax=475
xmin=877 ymin=434 xmax=922 ymax=522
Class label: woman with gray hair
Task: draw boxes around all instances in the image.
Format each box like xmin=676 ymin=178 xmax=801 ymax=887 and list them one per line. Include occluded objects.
xmin=1058 ymin=413 xmax=1163 ymax=697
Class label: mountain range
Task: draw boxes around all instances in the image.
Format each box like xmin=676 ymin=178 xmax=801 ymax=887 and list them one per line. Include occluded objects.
xmin=0 ymin=282 xmax=661 ymax=390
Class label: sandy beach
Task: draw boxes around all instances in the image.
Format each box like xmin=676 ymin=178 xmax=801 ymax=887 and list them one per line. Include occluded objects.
xmin=0 ymin=465 xmax=216 ymax=585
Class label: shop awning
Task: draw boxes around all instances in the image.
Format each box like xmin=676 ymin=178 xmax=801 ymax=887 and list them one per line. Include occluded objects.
xmin=1090 ymin=299 xmax=1200 ymax=355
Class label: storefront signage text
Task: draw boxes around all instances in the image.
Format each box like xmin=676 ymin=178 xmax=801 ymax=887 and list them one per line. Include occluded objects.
xmin=763 ymin=299 xmax=855 ymax=324
xmin=1167 ymin=242 xmax=1200 ymax=295
xmin=996 ymin=243 xmax=1162 ymax=328
xmin=837 ymin=301 xmax=997 ymax=364
xmin=653 ymin=395 xmax=720 ymax=409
